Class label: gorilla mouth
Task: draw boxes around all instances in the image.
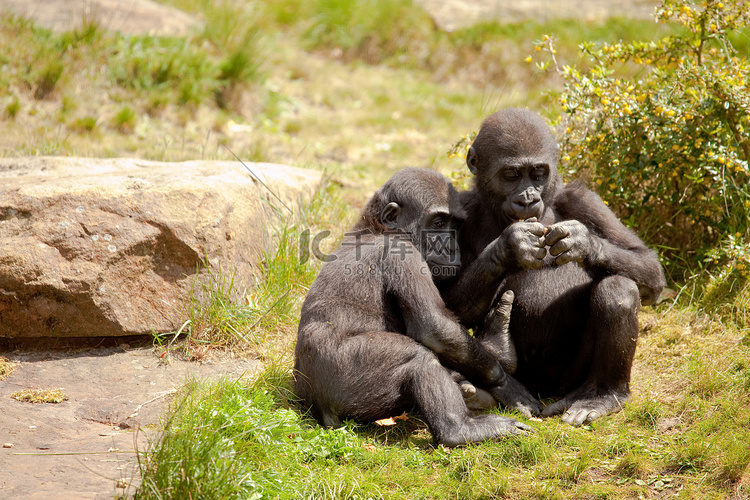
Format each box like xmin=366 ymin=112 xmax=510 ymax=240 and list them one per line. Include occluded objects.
xmin=511 ymin=208 xmax=541 ymax=221
xmin=502 ymin=200 xmax=542 ymax=223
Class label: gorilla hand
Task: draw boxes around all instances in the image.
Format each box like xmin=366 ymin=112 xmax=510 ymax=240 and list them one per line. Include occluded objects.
xmin=543 ymin=220 xmax=591 ymax=266
xmin=487 ymin=374 xmax=543 ymax=418
xmin=494 ymin=218 xmax=547 ymax=270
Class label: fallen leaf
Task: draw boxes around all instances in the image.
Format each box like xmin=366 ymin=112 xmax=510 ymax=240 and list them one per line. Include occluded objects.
xmin=374 ymin=412 xmax=409 ymax=426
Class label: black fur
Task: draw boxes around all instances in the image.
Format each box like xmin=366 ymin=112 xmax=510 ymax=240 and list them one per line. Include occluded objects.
xmin=441 ymin=109 xmax=666 ymax=426
xmin=294 ymin=168 xmax=533 ymax=446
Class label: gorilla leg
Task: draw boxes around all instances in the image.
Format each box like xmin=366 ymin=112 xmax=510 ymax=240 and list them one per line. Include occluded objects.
xmin=298 ymin=331 xmax=529 ymax=446
xmin=449 ymin=290 xmax=517 ymax=411
xmin=452 ymin=290 xmax=543 ymax=416
xmin=477 ymin=290 xmax=518 ymax=374
xmin=409 ymin=352 xmax=530 ymax=446
xmin=542 ymin=275 xmax=640 ymax=425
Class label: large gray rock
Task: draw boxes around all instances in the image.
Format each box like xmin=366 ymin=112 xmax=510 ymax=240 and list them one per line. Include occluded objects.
xmin=0 ymin=0 xmax=201 ymax=36
xmin=0 ymin=157 xmax=322 ymax=338
xmin=414 ymin=0 xmax=659 ymax=32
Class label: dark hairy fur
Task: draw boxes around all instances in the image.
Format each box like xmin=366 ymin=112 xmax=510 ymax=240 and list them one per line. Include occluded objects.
xmin=294 ymin=168 xmax=531 ymax=446
xmin=441 ymin=108 xmax=666 ymax=426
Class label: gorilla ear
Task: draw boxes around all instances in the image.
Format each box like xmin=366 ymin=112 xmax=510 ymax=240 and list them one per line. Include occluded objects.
xmin=380 ymin=202 xmax=401 ymax=229
xmin=466 ymin=146 xmax=478 ymax=175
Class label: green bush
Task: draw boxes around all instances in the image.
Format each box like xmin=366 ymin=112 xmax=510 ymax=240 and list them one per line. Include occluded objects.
xmin=112 ymin=105 xmax=136 ymax=132
xmin=301 ymin=0 xmax=434 ymax=64
xmin=199 ymin=0 xmax=266 ymax=109
xmin=109 ymin=36 xmax=216 ymax=104
xmin=4 ymin=95 xmax=20 ymax=118
xmin=533 ymin=0 xmax=750 ymax=282
xmin=33 ymin=56 xmax=65 ymax=99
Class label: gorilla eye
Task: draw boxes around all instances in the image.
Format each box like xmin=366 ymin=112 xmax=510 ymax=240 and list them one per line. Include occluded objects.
xmin=430 ymin=215 xmax=448 ymax=229
xmin=531 ymin=165 xmax=549 ymax=181
xmin=501 ymin=168 xmax=521 ymax=181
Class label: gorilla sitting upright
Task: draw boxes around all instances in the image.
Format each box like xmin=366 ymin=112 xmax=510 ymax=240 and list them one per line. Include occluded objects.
xmin=441 ymin=108 xmax=666 ymax=425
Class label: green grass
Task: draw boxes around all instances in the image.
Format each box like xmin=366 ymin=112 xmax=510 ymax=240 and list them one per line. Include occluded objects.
xmin=112 ymin=105 xmax=137 ymax=132
xmin=71 ymin=115 xmax=98 ymax=133
xmin=4 ymin=95 xmax=20 ymax=118
xmin=10 ymin=388 xmax=68 ymax=403
xmin=0 ymin=357 xmax=18 ymax=381
xmin=1 ymin=1 xmax=748 ymax=498
xmin=136 ymin=307 xmax=750 ymax=499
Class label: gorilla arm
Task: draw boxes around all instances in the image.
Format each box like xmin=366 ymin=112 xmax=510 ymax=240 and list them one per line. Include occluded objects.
xmin=441 ymin=219 xmax=547 ymax=326
xmin=551 ymin=182 xmax=666 ymax=305
xmin=389 ymin=251 xmax=542 ymax=417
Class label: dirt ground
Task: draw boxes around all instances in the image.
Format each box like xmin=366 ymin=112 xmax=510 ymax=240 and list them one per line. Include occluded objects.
xmin=0 ymin=344 xmax=260 ymax=499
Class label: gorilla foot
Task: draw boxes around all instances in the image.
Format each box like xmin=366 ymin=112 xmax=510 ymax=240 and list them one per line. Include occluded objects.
xmin=488 ymin=375 xmax=543 ymax=418
xmin=541 ymin=386 xmax=630 ymax=426
xmin=438 ymin=414 xmax=531 ymax=447
xmin=455 ymin=378 xmax=498 ymax=410
xmin=463 ymin=386 xmax=497 ymax=411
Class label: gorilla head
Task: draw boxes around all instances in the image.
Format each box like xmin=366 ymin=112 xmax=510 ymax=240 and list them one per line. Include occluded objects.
xmin=354 ymin=168 xmax=465 ymax=281
xmin=467 ymin=108 xmax=562 ymax=224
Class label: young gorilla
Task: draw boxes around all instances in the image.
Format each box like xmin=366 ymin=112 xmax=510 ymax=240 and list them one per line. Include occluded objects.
xmin=441 ymin=109 xmax=666 ymax=426
xmin=294 ymin=168 xmax=532 ymax=446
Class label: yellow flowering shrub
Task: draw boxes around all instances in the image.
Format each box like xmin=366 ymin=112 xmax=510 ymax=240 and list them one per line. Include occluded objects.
xmin=535 ymin=0 xmax=750 ymax=280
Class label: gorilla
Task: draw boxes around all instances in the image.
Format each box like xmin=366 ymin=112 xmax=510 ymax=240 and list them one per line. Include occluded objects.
xmin=441 ymin=108 xmax=666 ymax=426
xmin=294 ymin=168 xmax=533 ymax=446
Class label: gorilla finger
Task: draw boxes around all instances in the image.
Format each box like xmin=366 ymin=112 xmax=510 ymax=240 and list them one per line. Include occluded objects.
xmin=518 ymin=397 xmax=543 ymax=416
xmin=555 ymin=252 xmax=576 ymax=266
xmin=543 ymin=224 xmax=570 ymax=245
xmin=517 ymin=220 xmax=546 ymax=237
xmin=514 ymin=421 xmax=534 ymax=433
xmin=530 ymin=400 xmax=544 ymax=416
xmin=541 ymin=399 xmax=568 ymax=417
xmin=528 ymin=222 xmax=547 ymax=237
xmin=562 ymin=409 xmax=589 ymax=427
xmin=548 ymin=240 xmax=571 ymax=257
xmin=554 ymin=253 xmax=577 ymax=266
xmin=523 ymin=406 xmax=542 ymax=418
xmin=464 ymin=388 xmax=497 ymax=410
xmin=499 ymin=290 xmax=515 ymax=308
xmin=459 ymin=380 xmax=477 ymax=397
xmin=506 ymin=424 xmax=532 ymax=436
xmin=513 ymin=404 xmax=533 ymax=418
xmin=556 ymin=249 xmax=587 ymax=266
xmin=583 ymin=410 xmax=602 ymax=425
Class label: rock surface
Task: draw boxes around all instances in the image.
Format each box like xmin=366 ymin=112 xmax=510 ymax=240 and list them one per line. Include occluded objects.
xmin=0 ymin=0 xmax=201 ymax=36
xmin=0 ymin=346 xmax=261 ymax=499
xmin=0 ymin=157 xmax=322 ymax=338
xmin=415 ymin=0 xmax=660 ymax=31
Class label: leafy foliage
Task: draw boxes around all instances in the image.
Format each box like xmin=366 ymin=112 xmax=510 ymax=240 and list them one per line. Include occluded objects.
xmin=300 ymin=0 xmax=434 ymax=64
xmin=532 ymin=0 xmax=750 ymax=281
